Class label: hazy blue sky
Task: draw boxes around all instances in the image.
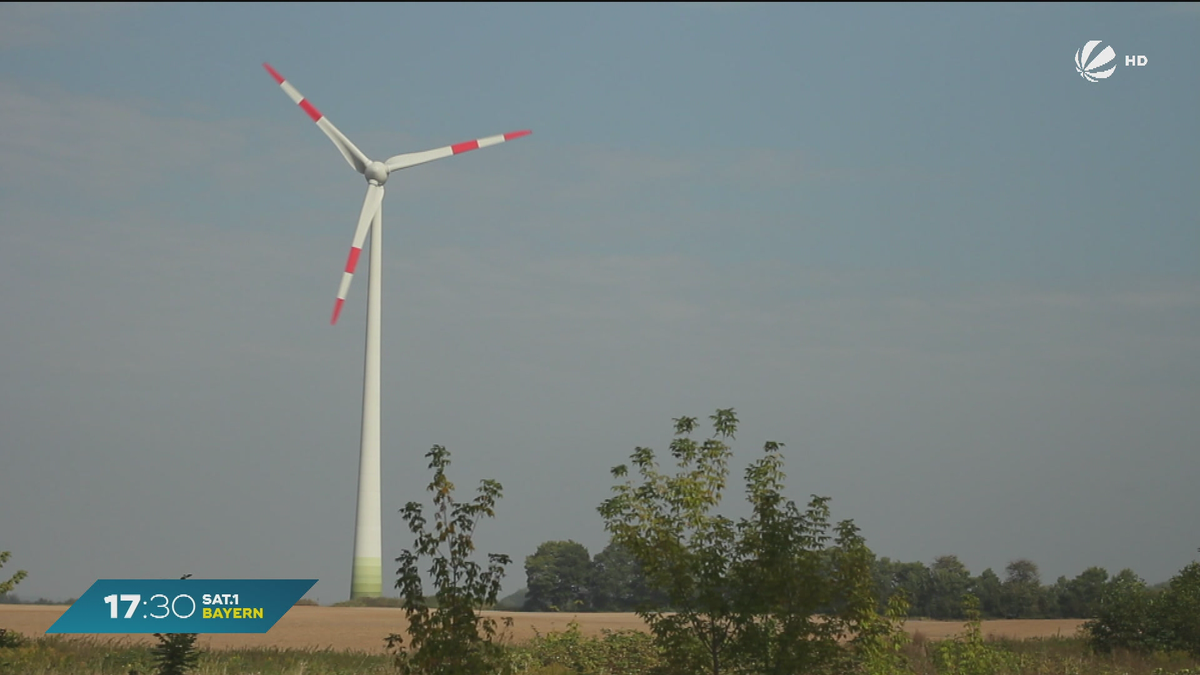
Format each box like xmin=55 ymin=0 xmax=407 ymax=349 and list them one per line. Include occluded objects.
xmin=1 ymin=2 xmax=1197 ymax=604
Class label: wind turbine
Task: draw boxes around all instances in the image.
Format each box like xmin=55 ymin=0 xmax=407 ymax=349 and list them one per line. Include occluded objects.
xmin=263 ymin=63 xmax=531 ymax=599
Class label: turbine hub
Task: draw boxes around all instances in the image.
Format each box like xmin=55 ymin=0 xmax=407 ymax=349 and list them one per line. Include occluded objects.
xmin=365 ymin=161 xmax=389 ymax=185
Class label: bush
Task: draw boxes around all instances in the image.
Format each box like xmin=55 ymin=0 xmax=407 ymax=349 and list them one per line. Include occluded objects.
xmin=929 ymin=595 xmax=1020 ymax=675
xmin=510 ymin=621 xmax=659 ymax=675
xmin=1158 ymin=561 xmax=1200 ymax=657
xmin=1086 ymin=569 xmax=1172 ymax=655
xmin=387 ymin=444 xmax=514 ymax=675
xmin=0 ymin=550 xmax=28 ymax=646
xmin=598 ymin=409 xmax=880 ymax=675
xmin=149 ymin=632 xmax=200 ymax=675
xmin=851 ymin=593 xmax=913 ymax=675
xmin=0 ymin=553 xmax=26 ymax=598
xmin=0 ymin=629 xmax=26 ymax=650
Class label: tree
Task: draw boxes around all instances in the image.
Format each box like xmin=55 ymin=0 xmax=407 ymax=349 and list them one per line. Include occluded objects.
xmin=1084 ymin=568 xmax=1164 ymax=654
xmin=388 ymin=445 xmax=513 ymax=675
xmin=927 ymin=555 xmax=972 ymax=620
xmin=969 ymin=568 xmax=1003 ymax=618
xmin=590 ymin=541 xmax=667 ymax=612
xmin=1084 ymin=552 xmax=1200 ymax=657
xmin=852 ymin=591 xmax=913 ymax=675
xmin=150 ymin=574 xmax=201 ymax=675
xmin=598 ymin=409 xmax=880 ymax=675
xmin=1048 ymin=576 xmax=1071 ymax=619
xmin=1155 ymin=554 xmax=1200 ymax=657
xmin=730 ymin=447 xmax=879 ymax=675
xmin=890 ymin=561 xmax=932 ymax=617
xmin=870 ymin=556 xmax=898 ymax=614
xmin=523 ymin=540 xmax=593 ymax=612
xmin=0 ymin=552 xmax=26 ymax=597
xmin=1056 ymin=567 xmax=1109 ymax=619
xmin=599 ymin=410 xmax=739 ymax=675
xmin=930 ymin=594 xmax=1017 ymax=675
xmin=1000 ymin=559 xmax=1042 ymax=618
xmin=0 ymin=552 xmax=28 ymax=650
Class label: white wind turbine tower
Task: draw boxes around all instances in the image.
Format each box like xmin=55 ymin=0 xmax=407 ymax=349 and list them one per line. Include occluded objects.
xmin=264 ymin=63 xmax=531 ymax=599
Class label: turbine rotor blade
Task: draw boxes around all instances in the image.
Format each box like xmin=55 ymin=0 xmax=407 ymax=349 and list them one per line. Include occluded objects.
xmin=263 ymin=63 xmax=371 ymax=175
xmin=332 ymin=183 xmax=386 ymax=325
xmin=384 ymin=130 xmax=531 ymax=172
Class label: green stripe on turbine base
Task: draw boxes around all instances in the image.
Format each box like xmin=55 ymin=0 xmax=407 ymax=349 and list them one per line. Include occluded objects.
xmin=350 ymin=557 xmax=383 ymax=599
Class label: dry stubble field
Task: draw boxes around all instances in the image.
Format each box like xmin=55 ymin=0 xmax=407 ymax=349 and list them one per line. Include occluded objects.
xmin=0 ymin=605 xmax=1087 ymax=654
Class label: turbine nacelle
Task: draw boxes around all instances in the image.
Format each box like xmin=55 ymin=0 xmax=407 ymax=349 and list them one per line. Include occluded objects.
xmin=364 ymin=161 xmax=389 ymax=186
xmin=263 ymin=62 xmax=529 ymax=326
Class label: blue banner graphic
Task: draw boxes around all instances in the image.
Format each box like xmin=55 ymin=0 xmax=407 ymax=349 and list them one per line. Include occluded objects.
xmin=46 ymin=579 xmax=318 ymax=634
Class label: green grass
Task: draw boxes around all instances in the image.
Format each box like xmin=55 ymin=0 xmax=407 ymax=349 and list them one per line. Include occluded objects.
xmin=895 ymin=631 xmax=1200 ymax=675
xmin=0 ymin=634 xmax=394 ymax=675
xmin=2 ymin=628 xmax=1199 ymax=675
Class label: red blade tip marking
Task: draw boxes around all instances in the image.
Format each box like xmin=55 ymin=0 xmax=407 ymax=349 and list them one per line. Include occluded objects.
xmin=263 ymin=63 xmax=285 ymax=84
xmin=298 ymin=99 xmax=322 ymax=123
xmin=451 ymin=140 xmax=480 ymax=154
xmin=504 ymin=130 xmax=532 ymax=140
xmin=331 ymin=298 xmax=344 ymax=325
xmin=345 ymin=247 xmax=362 ymax=274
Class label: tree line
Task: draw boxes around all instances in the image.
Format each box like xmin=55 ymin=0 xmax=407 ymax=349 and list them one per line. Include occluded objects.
xmin=0 ymin=547 xmax=1162 ymax=623
xmin=518 ymin=540 xmax=1166 ymax=621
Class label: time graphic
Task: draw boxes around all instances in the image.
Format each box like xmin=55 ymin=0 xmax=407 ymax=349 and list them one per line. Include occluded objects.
xmin=47 ymin=579 xmax=316 ymax=634
xmin=103 ymin=593 xmax=263 ymax=621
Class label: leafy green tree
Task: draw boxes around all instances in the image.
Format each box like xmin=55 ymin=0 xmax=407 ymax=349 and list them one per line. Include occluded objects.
xmin=523 ymin=540 xmax=593 ymax=612
xmin=1056 ymin=567 xmax=1109 ymax=618
xmin=1084 ymin=568 xmax=1164 ymax=654
xmin=598 ymin=409 xmax=879 ymax=675
xmin=1 ymin=553 xmax=30 ymax=648
xmin=0 ymin=552 xmax=26 ymax=597
xmin=1155 ymin=555 xmax=1200 ymax=657
xmin=1000 ymin=559 xmax=1042 ymax=618
xmin=890 ymin=561 xmax=932 ymax=617
xmin=590 ymin=541 xmax=667 ymax=612
xmin=1048 ymin=576 xmax=1070 ymax=618
xmin=969 ymin=568 xmax=1003 ymax=618
xmin=1084 ymin=552 xmax=1200 ymax=657
xmin=870 ymin=556 xmax=898 ymax=614
xmin=927 ymin=555 xmax=972 ymax=620
xmin=851 ymin=591 xmax=913 ymax=675
xmin=599 ymin=410 xmax=738 ymax=675
xmin=730 ymin=447 xmax=879 ymax=675
xmin=387 ymin=445 xmax=514 ymax=675
xmin=872 ymin=555 xmax=950 ymax=618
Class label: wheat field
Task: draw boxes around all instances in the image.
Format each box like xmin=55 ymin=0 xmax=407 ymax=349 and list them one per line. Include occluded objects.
xmin=0 ymin=604 xmax=1086 ymax=654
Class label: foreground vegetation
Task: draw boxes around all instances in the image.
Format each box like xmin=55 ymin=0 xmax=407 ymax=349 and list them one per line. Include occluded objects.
xmin=3 ymin=615 xmax=1200 ymax=675
xmin=4 ymin=409 xmax=1199 ymax=674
